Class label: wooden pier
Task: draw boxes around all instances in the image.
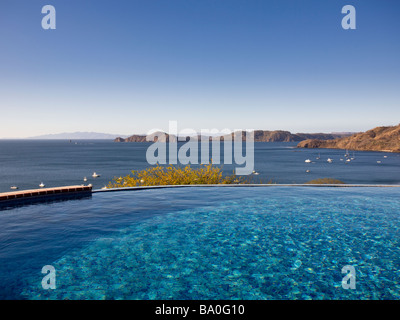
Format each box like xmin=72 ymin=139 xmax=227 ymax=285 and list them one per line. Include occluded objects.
xmin=0 ymin=185 xmax=92 ymax=207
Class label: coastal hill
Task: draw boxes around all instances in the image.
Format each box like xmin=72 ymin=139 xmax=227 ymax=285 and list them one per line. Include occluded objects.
xmin=297 ymin=124 xmax=400 ymax=153
xmin=115 ymin=132 xmax=175 ymax=142
xmin=250 ymin=131 xmax=349 ymax=142
xmin=115 ymin=131 xmax=351 ymax=143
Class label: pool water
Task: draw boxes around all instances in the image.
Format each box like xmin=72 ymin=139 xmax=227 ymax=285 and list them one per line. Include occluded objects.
xmin=1 ymin=187 xmax=400 ymax=300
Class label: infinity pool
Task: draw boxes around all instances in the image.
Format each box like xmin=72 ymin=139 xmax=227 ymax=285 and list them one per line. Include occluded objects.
xmin=1 ymin=186 xmax=400 ymax=300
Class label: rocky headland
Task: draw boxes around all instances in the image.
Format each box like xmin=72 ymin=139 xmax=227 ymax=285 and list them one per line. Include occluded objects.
xmin=297 ymin=124 xmax=400 ymax=153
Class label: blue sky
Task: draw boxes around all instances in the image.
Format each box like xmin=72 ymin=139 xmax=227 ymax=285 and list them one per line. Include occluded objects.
xmin=0 ymin=0 xmax=399 ymax=137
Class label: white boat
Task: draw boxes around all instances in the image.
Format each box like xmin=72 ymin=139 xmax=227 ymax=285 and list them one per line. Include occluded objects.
xmin=252 ymin=170 xmax=259 ymax=175
xmin=316 ymin=153 xmax=320 ymax=160
xmin=306 ymin=170 xmax=310 ymax=173
xmin=384 ymin=155 xmax=388 ymax=158
xmin=346 ymin=159 xmax=351 ymax=162
xmin=305 ymin=159 xmax=311 ymax=163
xmin=101 ymin=186 xmax=107 ymax=190
xmin=92 ymin=172 xmax=100 ymax=178
xmin=377 ymin=161 xmax=382 ymax=164
xmin=39 ymin=182 xmax=45 ymax=188
xmin=327 ymin=158 xmax=333 ymax=163
xmin=10 ymin=186 xmax=18 ymax=190
xmin=83 ymin=177 xmax=87 ymax=182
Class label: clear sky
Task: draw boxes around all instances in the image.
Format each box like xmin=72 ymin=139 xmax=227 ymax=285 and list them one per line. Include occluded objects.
xmin=0 ymin=0 xmax=399 ymax=137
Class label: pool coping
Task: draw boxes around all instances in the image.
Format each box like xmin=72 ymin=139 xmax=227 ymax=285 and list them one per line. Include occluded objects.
xmin=92 ymin=184 xmax=400 ymax=193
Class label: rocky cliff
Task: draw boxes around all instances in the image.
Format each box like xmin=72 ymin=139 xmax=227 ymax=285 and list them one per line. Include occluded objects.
xmin=297 ymin=124 xmax=400 ymax=153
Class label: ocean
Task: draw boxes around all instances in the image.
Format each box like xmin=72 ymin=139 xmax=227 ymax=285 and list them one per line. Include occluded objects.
xmin=0 ymin=140 xmax=399 ymax=193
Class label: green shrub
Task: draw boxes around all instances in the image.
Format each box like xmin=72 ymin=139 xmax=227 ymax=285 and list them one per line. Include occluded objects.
xmin=107 ymin=163 xmax=246 ymax=188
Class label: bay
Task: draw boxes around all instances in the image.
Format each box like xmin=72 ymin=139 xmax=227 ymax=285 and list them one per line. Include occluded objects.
xmin=0 ymin=140 xmax=399 ymax=192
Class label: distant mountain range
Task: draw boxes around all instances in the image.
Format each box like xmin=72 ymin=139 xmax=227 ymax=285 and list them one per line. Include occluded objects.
xmin=297 ymin=124 xmax=400 ymax=153
xmin=115 ymin=131 xmax=353 ymax=143
xmin=28 ymin=132 xmax=130 ymax=140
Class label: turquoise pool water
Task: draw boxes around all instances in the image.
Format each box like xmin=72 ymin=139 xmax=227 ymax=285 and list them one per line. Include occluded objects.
xmin=1 ymin=187 xmax=400 ymax=299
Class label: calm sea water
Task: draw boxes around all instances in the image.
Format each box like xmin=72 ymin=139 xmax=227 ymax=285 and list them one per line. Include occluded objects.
xmin=0 ymin=140 xmax=399 ymax=192
xmin=1 ymin=187 xmax=400 ymax=299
